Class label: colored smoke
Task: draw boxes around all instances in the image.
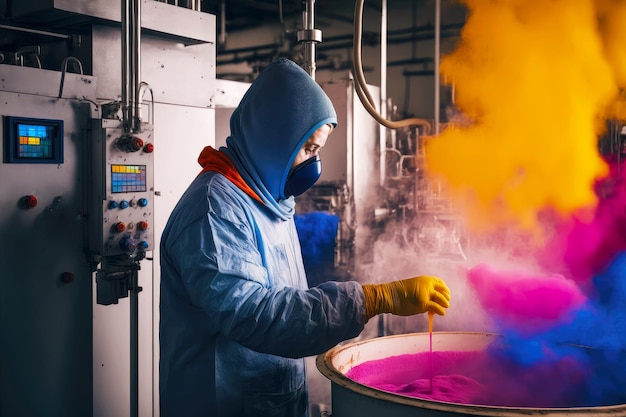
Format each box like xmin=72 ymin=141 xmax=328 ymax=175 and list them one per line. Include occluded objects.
xmin=426 ymin=0 xmax=626 ymax=231
xmin=356 ymin=0 xmax=626 ymax=408
xmin=466 ymin=263 xmax=586 ymax=336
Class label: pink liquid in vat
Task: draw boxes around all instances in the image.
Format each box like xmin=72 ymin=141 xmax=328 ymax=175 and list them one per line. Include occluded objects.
xmin=346 ymin=349 xmax=591 ymax=407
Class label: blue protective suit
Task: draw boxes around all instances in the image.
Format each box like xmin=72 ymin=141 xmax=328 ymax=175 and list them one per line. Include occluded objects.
xmin=159 ymin=59 xmax=367 ymax=417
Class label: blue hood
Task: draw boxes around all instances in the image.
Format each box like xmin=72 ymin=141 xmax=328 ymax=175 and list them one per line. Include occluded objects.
xmin=221 ymin=58 xmax=337 ymax=220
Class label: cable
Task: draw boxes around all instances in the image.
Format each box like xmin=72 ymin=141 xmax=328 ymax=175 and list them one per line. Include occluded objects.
xmin=352 ymin=0 xmax=432 ymax=133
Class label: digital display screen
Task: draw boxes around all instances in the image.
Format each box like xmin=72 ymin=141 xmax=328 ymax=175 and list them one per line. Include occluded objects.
xmin=111 ymin=164 xmax=147 ymax=193
xmin=17 ymin=124 xmax=55 ymax=158
xmin=4 ymin=116 xmax=64 ymax=163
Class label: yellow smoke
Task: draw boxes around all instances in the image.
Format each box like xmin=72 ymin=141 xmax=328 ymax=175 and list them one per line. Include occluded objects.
xmin=426 ymin=0 xmax=626 ymax=231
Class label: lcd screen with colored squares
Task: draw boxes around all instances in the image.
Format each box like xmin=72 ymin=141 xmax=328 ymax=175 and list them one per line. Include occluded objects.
xmin=111 ymin=164 xmax=147 ymax=193
xmin=4 ymin=116 xmax=64 ymax=163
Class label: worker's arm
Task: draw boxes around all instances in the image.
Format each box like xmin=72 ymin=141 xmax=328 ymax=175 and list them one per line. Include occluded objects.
xmin=169 ymin=175 xmax=365 ymax=359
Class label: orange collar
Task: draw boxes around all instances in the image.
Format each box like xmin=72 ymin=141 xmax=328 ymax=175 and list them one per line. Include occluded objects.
xmin=197 ymin=146 xmax=263 ymax=204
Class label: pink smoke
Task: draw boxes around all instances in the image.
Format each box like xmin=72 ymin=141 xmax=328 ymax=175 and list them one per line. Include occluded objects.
xmin=538 ymin=160 xmax=626 ymax=285
xmin=466 ymin=263 xmax=586 ymax=336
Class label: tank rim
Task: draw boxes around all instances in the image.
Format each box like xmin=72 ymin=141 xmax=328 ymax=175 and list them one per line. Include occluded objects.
xmin=316 ymin=331 xmax=626 ymax=416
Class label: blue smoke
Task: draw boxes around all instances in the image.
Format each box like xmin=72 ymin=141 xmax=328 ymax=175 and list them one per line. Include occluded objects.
xmin=488 ymin=251 xmax=626 ymax=406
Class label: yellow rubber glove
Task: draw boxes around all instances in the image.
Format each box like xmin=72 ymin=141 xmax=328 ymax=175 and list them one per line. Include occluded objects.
xmin=362 ymin=276 xmax=451 ymax=320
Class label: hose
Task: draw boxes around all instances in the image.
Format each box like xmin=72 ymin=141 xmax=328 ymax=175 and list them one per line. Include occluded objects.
xmin=352 ymin=0 xmax=432 ymax=133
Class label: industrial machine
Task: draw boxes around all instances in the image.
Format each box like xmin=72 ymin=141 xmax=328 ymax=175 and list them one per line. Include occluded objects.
xmin=0 ymin=63 xmax=97 ymax=417
xmin=0 ymin=2 xmax=215 ymax=417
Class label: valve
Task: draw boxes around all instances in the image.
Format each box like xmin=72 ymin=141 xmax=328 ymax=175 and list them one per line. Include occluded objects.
xmin=117 ymin=134 xmax=144 ymax=152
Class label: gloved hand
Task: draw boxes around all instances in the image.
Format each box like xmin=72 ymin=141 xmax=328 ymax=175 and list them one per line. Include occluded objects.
xmin=362 ymin=276 xmax=451 ymax=320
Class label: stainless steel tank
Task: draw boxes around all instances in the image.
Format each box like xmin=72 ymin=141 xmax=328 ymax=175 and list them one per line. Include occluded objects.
xmin=316 ymin=332 xmax=626 ymax=417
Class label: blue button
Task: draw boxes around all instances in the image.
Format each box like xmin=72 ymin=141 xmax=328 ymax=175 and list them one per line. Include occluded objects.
xmin=120 ymin=236 xmax=136 ymax=252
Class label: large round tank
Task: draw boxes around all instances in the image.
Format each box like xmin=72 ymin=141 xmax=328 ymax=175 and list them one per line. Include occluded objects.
xmin=316 ymin=332 xmax=626 ymax=417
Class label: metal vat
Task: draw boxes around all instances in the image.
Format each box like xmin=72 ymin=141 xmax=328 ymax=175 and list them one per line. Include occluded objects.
xmin=316 ymin=331 xmax=626 ymax=417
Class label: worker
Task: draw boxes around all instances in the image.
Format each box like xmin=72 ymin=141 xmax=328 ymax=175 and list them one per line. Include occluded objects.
xmin=159 ymin=58 xmax=451 ymax=417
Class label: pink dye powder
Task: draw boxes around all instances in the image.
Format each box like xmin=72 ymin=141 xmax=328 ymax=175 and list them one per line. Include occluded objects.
xmin=346 ymin=349 xmax=589 ymax=407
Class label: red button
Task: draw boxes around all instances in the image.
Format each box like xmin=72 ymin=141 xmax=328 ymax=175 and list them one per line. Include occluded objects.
xmin=21 ymin=195 xmax=38 ymax=209
xmin=26 ymin=195 xmax=38 ymax=208
xmin=144 ymin=143 xmax=154 ymax=153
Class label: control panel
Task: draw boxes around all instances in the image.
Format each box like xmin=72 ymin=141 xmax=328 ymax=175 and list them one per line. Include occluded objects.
xmin=86 ymin=118 xmax=155 ymax=259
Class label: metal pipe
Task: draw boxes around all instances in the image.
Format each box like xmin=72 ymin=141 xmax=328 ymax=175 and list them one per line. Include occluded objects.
xmin=297 ymin=0 xmax=322 ymax=79
xmin=434 ymin=0 xmax=441 ymax=135
xmin=131 ymin=0 xmax=141 ymax=133
xmin=130 ymin=270 xmax=139 ymax=417
xmin=379 ymin=0 xmax=388 ymax=188
xmin=352 ymin=0 xmax=432 ymax=131
xmin=122 ymin=0 xmax=141 ymax=133
xmin=121 ymin=0 xmax=131 ymax=133
xmin=58 ymin=56 xmax=84 ymax=98
xmin=137 ymin=81 xmax=154 ymax=127
xmin=0 ymin=24 xmax=70 ymax=39
xmin=303 ymin=0 xmax=314 ymax=77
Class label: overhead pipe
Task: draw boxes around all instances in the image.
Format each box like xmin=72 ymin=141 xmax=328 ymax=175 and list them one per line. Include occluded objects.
xmin=434 ymin=0 xmax=441 ymax=135
xmin=351 ymin=0 xmax=431 ymax=131
xmin=121 ymin=0 xmax=131 ymax=132
xmin=377 ymin=0 xmax=389 ymax=338
xmin=379 ymin=0 xmax=387 ymax=189
xmin=297 ymin=0 xmax=322 ymax=79
xmin=131 ymin=0 xmax=141 ymax=132
xmin=122 ymin=0 xmax=141 ymax=134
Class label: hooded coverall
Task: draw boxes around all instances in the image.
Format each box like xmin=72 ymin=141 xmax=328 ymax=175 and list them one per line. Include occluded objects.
xmin=159 ymin=58 xmax=367 ymax=417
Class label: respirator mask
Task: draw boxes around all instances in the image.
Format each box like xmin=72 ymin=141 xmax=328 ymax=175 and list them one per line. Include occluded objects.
xmin=284 ymin=155 xmax=322 ymax=197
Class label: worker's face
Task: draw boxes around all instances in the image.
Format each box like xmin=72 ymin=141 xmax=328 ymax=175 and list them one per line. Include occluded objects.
xmin=291 ymin=124 xmax=332 ymax=168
